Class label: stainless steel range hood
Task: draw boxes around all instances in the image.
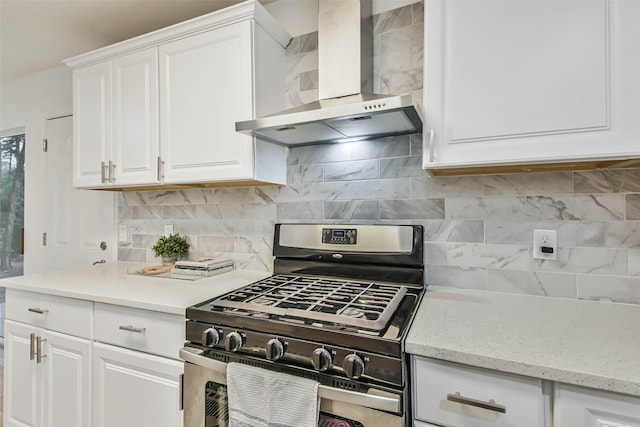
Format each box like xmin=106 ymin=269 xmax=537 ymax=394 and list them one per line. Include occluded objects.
xmin=236 ymin=0 xmax=422 ymax=146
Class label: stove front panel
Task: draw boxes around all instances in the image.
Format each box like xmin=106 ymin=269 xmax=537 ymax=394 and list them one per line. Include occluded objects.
xmin=185 ymin=321 xmax=405 ymax=387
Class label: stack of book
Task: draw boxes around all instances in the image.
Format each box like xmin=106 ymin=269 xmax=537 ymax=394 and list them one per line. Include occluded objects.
xmin=171 ymin=258 xmax=234 ymax=279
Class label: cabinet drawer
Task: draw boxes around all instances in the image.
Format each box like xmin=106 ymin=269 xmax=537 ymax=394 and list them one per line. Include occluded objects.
xmin=94 ymin=303 xmax=184 ymax=360
xmin=554 ymin=384 xmax=640 ymax=426
xmin=412 ymin=356 xmax=548 ymax=427
xmin=5 ymin=289 xmax=93 ymax=338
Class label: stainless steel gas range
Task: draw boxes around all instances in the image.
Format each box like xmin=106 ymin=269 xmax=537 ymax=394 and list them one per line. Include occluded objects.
xmin=180 ymin=223 xmax=425 ymax=427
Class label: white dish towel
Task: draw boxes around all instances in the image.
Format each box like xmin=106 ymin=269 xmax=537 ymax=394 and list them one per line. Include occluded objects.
xmin=227 ymin=362 xmax=320 ymax=427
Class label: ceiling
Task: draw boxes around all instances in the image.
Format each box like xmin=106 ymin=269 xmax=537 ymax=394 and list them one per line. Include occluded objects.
xmin=0 ymin=0 xmax=275 ymax=83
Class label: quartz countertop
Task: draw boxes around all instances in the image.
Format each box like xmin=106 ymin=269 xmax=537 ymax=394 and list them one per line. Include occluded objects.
xmin=406 ymin=287 xmax=640 ymax=397
xmin=0 ymin=262 xmax=271 ymax=315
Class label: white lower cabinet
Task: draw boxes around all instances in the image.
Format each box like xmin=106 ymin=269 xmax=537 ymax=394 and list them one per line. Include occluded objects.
xmin=412 ymin=356 xmax=549 ymax=427
xmin=93 ymin=342 xmax=183 ymax=427
xmin=554 ymin=384 xmax=640 ymax=427
xmin=4 ymin=289 xmax=184 ymax=427
xmin=4 ymin=320 xmax=92 ymax=427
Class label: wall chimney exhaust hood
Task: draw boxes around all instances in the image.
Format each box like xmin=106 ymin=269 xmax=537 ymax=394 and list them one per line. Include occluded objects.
xmin=235 ymin=0 xmax=423 ymax=146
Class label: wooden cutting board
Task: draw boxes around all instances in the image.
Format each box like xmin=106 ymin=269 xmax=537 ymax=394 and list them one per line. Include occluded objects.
xmin=136 ymin=264 xmax=173 ymax=275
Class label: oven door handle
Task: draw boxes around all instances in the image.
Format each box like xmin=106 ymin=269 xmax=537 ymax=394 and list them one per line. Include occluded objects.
xmin=179 ymin=347 xmax=401 ymax=414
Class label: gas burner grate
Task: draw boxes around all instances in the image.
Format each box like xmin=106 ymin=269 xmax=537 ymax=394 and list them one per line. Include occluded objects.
xmin=210 ymin=274 xmax=407 ymax=330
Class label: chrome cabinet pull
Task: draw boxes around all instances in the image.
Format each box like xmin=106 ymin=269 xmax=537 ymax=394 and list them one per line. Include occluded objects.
xmin=108 ymin=160 xmax=116 ymax=183
xmin=428 ymin=126 xmax=435 ymax=163
xmin=36 ymin=336 xmax=47 ymax=364
xmin=178 ymin=373 xmax=184 ymax=411
xmin=30 ymin=333 xmax=36 ymax=361
xmin=446 ymin=392 xmax=506 ymax=414
xmin=28 ymin=307 xmax=49 ymax=315
xmin=119 ymin=325 xmax=146 ymax=334
xmin=157 ymin=157 xmax=165 ymax=181
xmin=101 ymin=161 xmax=108 ymax=183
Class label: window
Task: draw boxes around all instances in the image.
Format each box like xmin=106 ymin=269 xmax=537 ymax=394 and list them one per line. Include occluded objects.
xmin=0 ymin=130 xmax=25 ymax=338
xmin=0 ymin=131 xmax=25 ymax=278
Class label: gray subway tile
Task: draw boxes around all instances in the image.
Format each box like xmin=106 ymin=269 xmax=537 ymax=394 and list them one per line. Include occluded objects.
xmin=380 ymin=156 xmax=423 ymax=178
xmin=324 ymin=200 xmax=379 ymax=220
xmin=380 ymin=198 xmax=444 ymax=219
xmin=627 ymin=194 xmax=640 ymax=219
xmin=324 ymin=159 xmax=379 ymax=181
xmin=277 ymin=201 xmax=324 ymax=220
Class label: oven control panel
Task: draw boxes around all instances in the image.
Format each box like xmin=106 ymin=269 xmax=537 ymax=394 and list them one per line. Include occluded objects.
xmin=185 ymin=321 xmax=403 ymax=386
xmin=322 ymin=228 xmax=357 ymax=245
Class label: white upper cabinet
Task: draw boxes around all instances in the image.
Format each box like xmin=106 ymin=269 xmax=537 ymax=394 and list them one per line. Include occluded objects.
xmin=72 ymin=47 xmax=161 ymax=188
xmin=65 ymin=0 xmax=290 ymax=189
xmin=159 ymin=20 xmax=283 ymax=184
xmin=112 ymin=48 xmax=160 ymax=186
xmin=72 ymin=62 xmax=111 ymax=188
xmin=423 ymin=0 xmax=640 ymax=175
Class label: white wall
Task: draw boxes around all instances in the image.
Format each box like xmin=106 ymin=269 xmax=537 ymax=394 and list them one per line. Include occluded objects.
xmin=0 ymin=65 xmax=73 ymax=274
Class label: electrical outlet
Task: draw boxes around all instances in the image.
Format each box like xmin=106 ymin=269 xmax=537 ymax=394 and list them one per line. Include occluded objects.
xmin=533 ymin=229 xmax=557 ymax=260
xmin=164 ymin=224 xmax=174 ymax=236
xmin=118 ymin=225 xmax=127 ymax=242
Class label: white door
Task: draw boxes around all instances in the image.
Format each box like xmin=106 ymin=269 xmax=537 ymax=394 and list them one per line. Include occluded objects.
xmin=4 ymin=320 xmax=40 ymax=427
xmin=424 ymin=0 xmax=640 ymax=170
xmin=45 ymin=116 xmax=116 ymax=271
xmin=72 ymin=62 xmax=111 ymax=187
xmin=112 ymin=48 xmax=160 ymax=186
xmin=93 ymin=342 xmax=183 ymax=427
xmin=41 ymin=330 xmax=92 ymax=427
xmin=555 ymin=384 xmax=640 ymax=426
xmin=159 ymin=21 xmax=255 ymax=183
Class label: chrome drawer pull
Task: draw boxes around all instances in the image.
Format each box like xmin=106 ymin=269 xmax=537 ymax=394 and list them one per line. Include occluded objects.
xmin=36 ymin=336 xmax=47 ymax=364
xmin=446 ymin=392 xmax=506 ymax=414
xmin=28 ymin=307 xmax=49 ymax=315
xmin=119 ymin=325 xmax=146 ymax=334
xmin=30 ymin=333 xmax=36 ymax=361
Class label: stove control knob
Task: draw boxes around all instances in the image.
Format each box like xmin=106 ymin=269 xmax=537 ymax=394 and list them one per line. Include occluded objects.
xmin=311 ymin=348 xmax=333 ymax=372
xmin=265 ymin=338 xmax=285 ymax=361
xmin=201 ymin=328 xmax=220 ymax=347
xmin=343 ymin=354 xmax=365 ymax=379
xmin=225 ymin=332 xmax=244 ymax=352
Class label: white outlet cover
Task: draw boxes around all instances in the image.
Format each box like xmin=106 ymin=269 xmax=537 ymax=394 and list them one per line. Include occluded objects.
xmin=164 ymin=224 xmax=174 ymax=236
xmin=533 ymin=229 xmax=557 ymax=260
xmin=118 ymin=225 xmax=127 ymax=242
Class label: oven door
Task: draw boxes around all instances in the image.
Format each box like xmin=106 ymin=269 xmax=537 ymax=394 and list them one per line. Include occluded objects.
xmin=180 ymin=348 xmax=404 ymax=427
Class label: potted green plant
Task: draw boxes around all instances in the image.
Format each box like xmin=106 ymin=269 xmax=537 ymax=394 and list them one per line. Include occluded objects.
xmin=152 ymin=233 xmax=190 ymax=265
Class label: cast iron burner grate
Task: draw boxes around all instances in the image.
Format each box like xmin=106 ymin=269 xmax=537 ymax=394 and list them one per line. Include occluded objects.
xmin=210 ymin=274 xmax=407 ymax=331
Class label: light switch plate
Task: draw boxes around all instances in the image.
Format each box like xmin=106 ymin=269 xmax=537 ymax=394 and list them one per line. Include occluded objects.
xmin=533 ymin=229 xmax=557 ymax=260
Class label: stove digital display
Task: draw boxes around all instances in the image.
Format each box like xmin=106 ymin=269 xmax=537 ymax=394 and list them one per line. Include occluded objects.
xmin=322 ymin=228 xmax=357 ymax=245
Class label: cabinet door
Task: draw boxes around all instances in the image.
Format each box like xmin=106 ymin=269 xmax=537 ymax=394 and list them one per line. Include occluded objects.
xmin=159 ymin=20 xmax=255 ymax=183
xmin=555 ymin=384 xmax=640 ymax=426
xmin=112 ymin=48 xmax=160 ymax=185
xmin=424 ymin=0 xmax=640 ymax=171
xmin=93 ymin=342 xmax=183 ymax=427
xmin=4 ymin=320 xmax=40 ymax=427
xmin=41 ymin=330 xmax=92 ymax=427
xmin=73 ymin=61 xmax=111 ymax=187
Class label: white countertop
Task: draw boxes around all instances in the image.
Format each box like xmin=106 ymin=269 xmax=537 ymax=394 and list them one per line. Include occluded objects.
xmin=0 ymin=262 xmax=271 ymax=315
xmin=406 ymin=287 xmax=640 ymax=397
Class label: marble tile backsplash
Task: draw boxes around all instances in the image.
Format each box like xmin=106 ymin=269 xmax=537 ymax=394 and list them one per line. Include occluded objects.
xmin=118 ymin=4 xmax=640 ymax=305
